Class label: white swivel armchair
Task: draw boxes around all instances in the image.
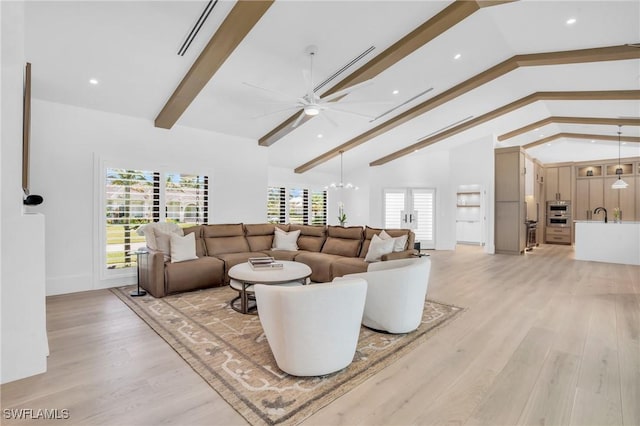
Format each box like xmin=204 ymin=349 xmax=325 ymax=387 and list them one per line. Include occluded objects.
xmin=254 ymin=278 xmax=367 ymax=377
xmin=345 ymin=257 xmax=431 ymax=334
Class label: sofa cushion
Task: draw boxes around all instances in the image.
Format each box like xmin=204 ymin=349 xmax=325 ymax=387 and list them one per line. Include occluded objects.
xmin=289 ymin=224 xmax=326 ymax=252
xmin=321 ymin=226 xmax=363 ymax=257
xmin=331 ymin=257 xmax=369 ymax=278
xmin=164 ymin=256 xmax=225 ymax=295
xmin=263 ymin=250 xmax=300 ymax=262
xmin=216 ymin=252 xmax=270 ymax=283
xmin=294 ymin=252 xmax=344 ymax=283
xmin=244 ymin=223 xmax=276 ymax=252
xmin=183 ymin=225 xmax=206 ymax=257
xmin=203 ymin=224 xmax=250 ymax=255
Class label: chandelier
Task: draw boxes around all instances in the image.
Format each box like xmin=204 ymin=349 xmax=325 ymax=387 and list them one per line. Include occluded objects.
xmin=326 ymin=151 xmax=358 ymax=190
xmin=611 ymin=125 xmax=628 ymax=189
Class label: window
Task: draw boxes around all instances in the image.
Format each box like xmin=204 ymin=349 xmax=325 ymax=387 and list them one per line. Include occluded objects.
xmin=267 ymin=187 xmax=326 ymax=225
xmin=104 ymin=167 xmax=208 ymax=271
xmin=267 ymin=187 xmax=286 ymax=224
xmin=165 ymin=173 xmax=208 ymax=224
xmin=384 ymin=188 xmax=435 ymax=249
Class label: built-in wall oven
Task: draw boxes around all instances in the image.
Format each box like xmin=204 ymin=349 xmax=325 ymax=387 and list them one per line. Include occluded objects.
xmin=547 ymin=201 xmax=571 ymax=227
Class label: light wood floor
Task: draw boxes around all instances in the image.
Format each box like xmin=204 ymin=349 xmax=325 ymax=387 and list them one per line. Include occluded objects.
xmin=2 ymin=244 xmax=639 ymax=425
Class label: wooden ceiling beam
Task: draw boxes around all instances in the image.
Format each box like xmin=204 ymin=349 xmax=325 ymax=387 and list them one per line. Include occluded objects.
xmin=259 ymin=0 xmax=513 ymax=147
xmin=295 ymin=44 xmax=640 ymax=173
xmin=155 ymin=0 xmax=274 ymax=129
xmin=368 ymin=90 xmax=640 ymax=167
xmin=523 ymin=132 xmax=640 ymax=149
xmin=498 ymin=116 xmax=640 ymax=141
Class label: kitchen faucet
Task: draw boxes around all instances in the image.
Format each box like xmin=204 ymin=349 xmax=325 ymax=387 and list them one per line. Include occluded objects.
xmin=593 ymin=207 xmax=608 ymax=223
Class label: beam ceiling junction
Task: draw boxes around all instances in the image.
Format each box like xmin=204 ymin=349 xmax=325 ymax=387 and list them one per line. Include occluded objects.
xmin=498 ymin=116 xmax=640 ymax=141
xmin=523 ymin=132 xmax=640 ymax=150
xmin=155 ymin=0 xmax=274 ymax=129
xmin=295 ymin=44 xmax=640 ymax=173
xmin=259 ymin=0 xmax=514 ymax=147
xmin=369 ymin=90 xmax=640 ymax=166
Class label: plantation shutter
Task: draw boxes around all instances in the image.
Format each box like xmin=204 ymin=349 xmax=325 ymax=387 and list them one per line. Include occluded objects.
xmin=412 ymin=188 xmax=435 ymax=246
xmin=165 ymin=173 xmax=209 ymax=224
xmin=105 ymin=168 xmax=158 ymax=269
xmin=310 ymin=190 xmax=327 ymax=225
xmin=267 ymin=187 xmax=286 ymax=224
xmin=384 ymin=189 xmax=406 ymax=229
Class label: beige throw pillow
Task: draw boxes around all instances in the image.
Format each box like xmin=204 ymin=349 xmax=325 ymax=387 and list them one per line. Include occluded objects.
xmin=170 ymin=232 xmax=198 ymax=263
xmin=379 ymin=230 xmax=408 ymax=252
xmin=365 ymin=234 xmax=395 ymax=262
xmin=272 ymin=228 xmax=300 ymax=251
xmin=154 ymin=230 xmax=172 ymax=261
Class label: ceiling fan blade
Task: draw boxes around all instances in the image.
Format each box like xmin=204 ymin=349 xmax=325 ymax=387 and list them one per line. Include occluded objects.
xmin=242 ymin=82 xmax=299 ymax=102
xmin=321 ymin=79 xmax=374 ymax=103
xmin=251 ymin=106 xmax=301 ymax=119
xmin=328 ymin=106 xmax=375 ymax=120
xmin=322 ymin=111 xmax=339 ymax=127
xmin=291 ymin=110 xmax=307 ymax=128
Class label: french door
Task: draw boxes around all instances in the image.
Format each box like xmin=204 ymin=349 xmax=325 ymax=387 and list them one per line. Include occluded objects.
xmin=384 ymin=188 xmax=435 ymax=249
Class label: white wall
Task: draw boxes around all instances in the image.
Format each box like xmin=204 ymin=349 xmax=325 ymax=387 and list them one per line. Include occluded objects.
xmin=30 ymin=100 xmax=269 ymax=295
xmin=366 ymin=149 xmax=455 ymax=250
xmin=1 ymin=0 xmax=49 ymax=384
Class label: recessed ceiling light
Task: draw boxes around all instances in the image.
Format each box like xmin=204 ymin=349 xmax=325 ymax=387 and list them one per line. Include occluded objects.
xmin=622 ymin=142 xmax=627 ymax=145
xmin=539 ymin=134 xmax=545 ymax=138
xmin=89 ymin=78 xmax=99 ymax=85
xmin=546 ymin=143 xmax=552 ymax=146
xmin=317 ymin=134 xmax=323 ymax=138
xmin=454 ymin=53 xmax=462 ymax=60
xmin=392 ymin=90 xmax=399 ymax=95
xmin=566 ymin=18 xmax=577 ymax=25
xmin=591 ymin=140 xmax=595 ymax=143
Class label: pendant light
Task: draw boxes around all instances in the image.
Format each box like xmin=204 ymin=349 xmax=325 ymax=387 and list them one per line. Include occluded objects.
xmin=326 ymin=151 xmax=358 ymax=190
xmin=611 ymin=125 xmax=628 ymax=189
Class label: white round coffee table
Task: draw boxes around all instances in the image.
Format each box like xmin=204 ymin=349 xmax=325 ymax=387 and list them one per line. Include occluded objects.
xmin=228 ymin=260 xmax=312 ymax=314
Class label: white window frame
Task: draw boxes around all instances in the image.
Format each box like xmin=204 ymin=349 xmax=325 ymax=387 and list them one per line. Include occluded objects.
xmin=95 ymin=156 xmax=211 ymax=282
xmin=383 ymin=187 xmax=436 ymax=249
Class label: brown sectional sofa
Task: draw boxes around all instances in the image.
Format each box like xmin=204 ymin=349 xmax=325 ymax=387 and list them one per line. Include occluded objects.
xmin=138 ymin=223 xmax=415 ymax=298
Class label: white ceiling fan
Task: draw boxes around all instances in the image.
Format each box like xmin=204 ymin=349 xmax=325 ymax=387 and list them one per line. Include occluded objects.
xmin=244 ymin=45 xmax=377 ymax=128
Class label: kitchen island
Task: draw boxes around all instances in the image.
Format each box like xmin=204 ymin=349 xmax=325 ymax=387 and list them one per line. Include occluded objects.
xmin=574 ymin=221 xmax=640 ymax=265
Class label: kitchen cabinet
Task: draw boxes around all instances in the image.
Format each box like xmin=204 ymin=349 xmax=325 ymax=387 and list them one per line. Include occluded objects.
xmin=575 ymin=177 xmax=604 ymax=220
xmin=636 ymin=175 xmax=640 ymax=221
xmin=546 ymin=227 xmax=571 ymax=244
xmin=456 ymin=220 xmax=481 ymax=244
xmin=456 ymin=190 xmax=482 ymax=245
xmin=546 ymin=166 xmax=572 ymax=201
xmin=495 ymin=147 xmax=526 ymax=254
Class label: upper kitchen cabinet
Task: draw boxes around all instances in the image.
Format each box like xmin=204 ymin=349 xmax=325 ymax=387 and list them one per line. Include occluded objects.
xmin=545 ymin=166 xmax=572 ymax=201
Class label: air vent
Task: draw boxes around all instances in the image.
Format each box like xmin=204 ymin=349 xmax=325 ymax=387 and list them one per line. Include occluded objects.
xmin=370 ymin=88 xmax=434 ymax=122
xmin=178 ymin=0 xmax=218 ymax=56
xmin=314 ymin=46 xmax=376 ymax=93
xmin=416 ymin=115 xmax=474 ymax=142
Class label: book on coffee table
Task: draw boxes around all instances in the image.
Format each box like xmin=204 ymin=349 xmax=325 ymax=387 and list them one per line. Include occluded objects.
xmin=248 ymin=257 xmax=283 ymax=270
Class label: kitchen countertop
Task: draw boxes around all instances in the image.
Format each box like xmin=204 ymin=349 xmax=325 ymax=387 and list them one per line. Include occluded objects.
xmin=573 ymin=220 xmax=640 ymax=224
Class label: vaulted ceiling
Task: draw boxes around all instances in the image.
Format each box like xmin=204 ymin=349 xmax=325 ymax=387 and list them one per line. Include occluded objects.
xmin=25 ymin=0 xmax=640 ymax=176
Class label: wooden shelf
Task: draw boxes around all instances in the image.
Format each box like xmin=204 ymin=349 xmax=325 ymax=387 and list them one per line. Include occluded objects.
xmin=457 ymin=191 xmax=481 ymax=195
xmin=457 ymin=204 xmax=480 ymax=207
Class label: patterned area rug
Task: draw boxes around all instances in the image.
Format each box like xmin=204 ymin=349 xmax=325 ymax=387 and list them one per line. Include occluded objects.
xmin=111 ymin=285 xmax=462 ymax=426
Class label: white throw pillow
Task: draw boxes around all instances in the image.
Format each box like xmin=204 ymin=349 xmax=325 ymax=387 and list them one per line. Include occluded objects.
xmin=365 ymin=234 xmax=395 ymax=262
xmin=272 ymin=228 xmax=300 ymax=251
xmin=379 ymin=230 xmax=409 ymax=252
xmin=170 ymin=232 xmax=198 ymax=263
